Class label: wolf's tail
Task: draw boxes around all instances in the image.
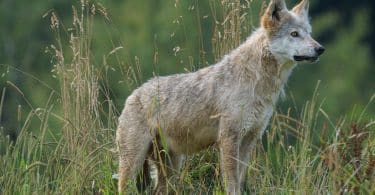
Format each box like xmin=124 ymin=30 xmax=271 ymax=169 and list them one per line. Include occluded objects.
xmin=136 ymin=158 xmax=152 ymax=192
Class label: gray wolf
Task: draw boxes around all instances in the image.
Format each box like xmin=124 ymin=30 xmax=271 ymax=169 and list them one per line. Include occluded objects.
xmin=116 ymin=0 xmax=325 ymax=194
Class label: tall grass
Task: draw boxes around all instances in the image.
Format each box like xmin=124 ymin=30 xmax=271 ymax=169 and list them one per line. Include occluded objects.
xmin=0 ymin=0 xmax=374 ymax=194
xmin=1 ymin=1 xmax=118 ymax=194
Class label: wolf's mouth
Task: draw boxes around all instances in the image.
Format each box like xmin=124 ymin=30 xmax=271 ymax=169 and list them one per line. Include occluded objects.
xmin=293 ymin=55 xmax=319 ymax=63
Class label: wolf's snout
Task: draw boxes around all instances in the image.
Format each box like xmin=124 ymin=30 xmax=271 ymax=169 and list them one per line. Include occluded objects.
xmin=315 ymin=46 xmax=325 ymax=56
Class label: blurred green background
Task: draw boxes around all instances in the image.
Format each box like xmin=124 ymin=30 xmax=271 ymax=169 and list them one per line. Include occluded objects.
xmin=0 ymin=0 xmax=374 ymax=139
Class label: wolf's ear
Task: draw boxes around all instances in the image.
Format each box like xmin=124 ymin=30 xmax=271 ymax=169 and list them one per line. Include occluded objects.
xmin=292 ymin=0 xmax=309 ymax=20
xmin=261 ymin=0 xmax=288 ymax=31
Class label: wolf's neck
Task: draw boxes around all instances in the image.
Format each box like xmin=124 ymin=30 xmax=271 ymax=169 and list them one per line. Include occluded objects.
xmin=228 ymin=28 xmax=295 ymax=84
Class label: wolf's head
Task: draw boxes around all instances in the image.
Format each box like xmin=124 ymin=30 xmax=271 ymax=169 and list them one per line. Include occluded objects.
xmin=261 ymin=0 xmax=325 ymax=64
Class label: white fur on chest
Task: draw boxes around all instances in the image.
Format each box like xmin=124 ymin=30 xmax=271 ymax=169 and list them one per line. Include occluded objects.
xmin=224 ymin=65 xmax=294 ymax=136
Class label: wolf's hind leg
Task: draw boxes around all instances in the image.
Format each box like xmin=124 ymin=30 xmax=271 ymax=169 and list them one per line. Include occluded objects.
xmin=117 ymin=118 xmax=153 ymax=193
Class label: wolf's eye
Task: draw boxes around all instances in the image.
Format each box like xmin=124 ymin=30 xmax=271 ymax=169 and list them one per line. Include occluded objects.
xmin=291 ymin=31 xmax=299 ymax=37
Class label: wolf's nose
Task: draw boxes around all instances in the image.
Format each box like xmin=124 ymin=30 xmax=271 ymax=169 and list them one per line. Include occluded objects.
xmin=315 ymin=47 xmax=325 ymax=55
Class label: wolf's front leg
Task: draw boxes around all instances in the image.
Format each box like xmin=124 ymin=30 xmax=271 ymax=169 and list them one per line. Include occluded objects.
xmin=218 ymin=118 xmax=241 ymax=195
xmin=238 ymin=128 xmax=259 ymax=190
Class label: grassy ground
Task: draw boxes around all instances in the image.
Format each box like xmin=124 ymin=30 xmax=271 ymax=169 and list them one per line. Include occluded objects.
xmin=0 ymin=1 xmax=374 ymax=194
